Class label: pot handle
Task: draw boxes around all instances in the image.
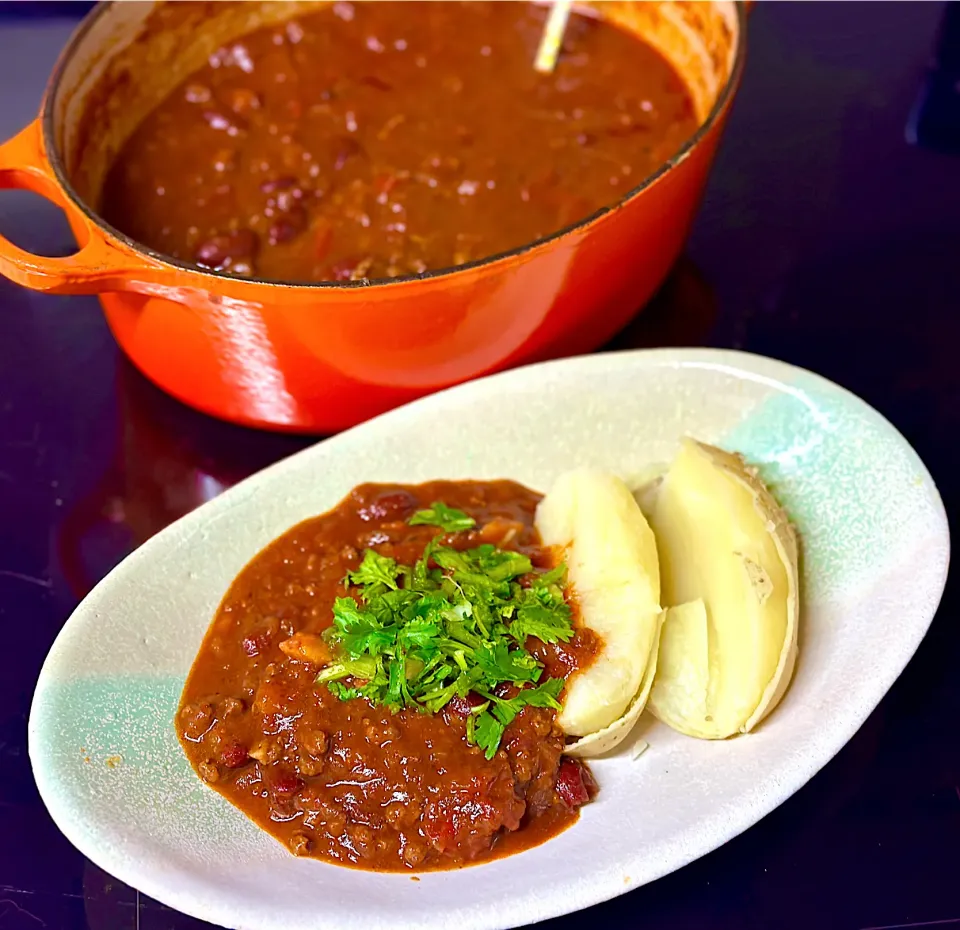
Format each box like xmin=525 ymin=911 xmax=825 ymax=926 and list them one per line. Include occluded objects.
xmin=0 ymin=120 xmax=165 ymax=294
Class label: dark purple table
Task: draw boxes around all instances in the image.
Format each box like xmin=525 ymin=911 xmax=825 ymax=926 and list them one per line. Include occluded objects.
xmin=2 ymin=4 xmax=958 ymax=929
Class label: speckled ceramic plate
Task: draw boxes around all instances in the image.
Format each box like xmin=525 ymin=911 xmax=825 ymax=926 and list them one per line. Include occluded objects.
xmin=30 ymin=349 xmax=948 ymax=930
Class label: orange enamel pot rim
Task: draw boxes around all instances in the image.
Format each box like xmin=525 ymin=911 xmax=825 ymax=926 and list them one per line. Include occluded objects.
xmin=16 ymin=0 xmax=748 ymax=296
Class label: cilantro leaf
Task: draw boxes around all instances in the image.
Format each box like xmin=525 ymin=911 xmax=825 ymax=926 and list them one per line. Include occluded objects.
xmin=411 ymin=549 xmax=441 ymax=592
xmin=474 ymin=641 xmax=541 ymax=687
xmin=430 ymin=547 xmax=476 ymax=574
xmin=487 ymin=677 xmax=564 ymax=729
xmin=341 ymin=621 xmax=396 ymax=658
xmin=518 ymin=675 xmax=564 ymax=708
xmin=348 ymin=549 xmax=400 ymax=593
xmin=473 ymin=710 xmax=505 ymax=760
xmin=476 ymin=547 xmax=533 ymax=582
xmin=409 ymin=502 xmax=477 ymax=533
xmin=398 ymin=617 xmax=441 ymax=649
xmin=510 ymin=590 xmax=574 ymax=645
xmin=331 ymin=596 xmax=367 ymax=630
xmin=329 ymin=596 xmax=395 ymax=657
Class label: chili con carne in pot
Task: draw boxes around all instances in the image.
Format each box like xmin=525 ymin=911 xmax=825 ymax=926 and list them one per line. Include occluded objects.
xmin=0 ymin=1 xmax=744 ymax=432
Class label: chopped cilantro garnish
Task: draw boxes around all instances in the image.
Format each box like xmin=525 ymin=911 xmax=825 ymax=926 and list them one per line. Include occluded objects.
xmin=472 ymin=678 xmax=564 ymax=759
xmin=408 ymin=502 xmax=477 ymax=532
xmin=510 ymin=569 xmax=574 ymax=644
xmin=316 ymin=514 xmax=574 ymax=757
xmin=346 ymin=549 xmax=400 ymax=594
xmin=473 ymin=708 xmax=506 ymax=760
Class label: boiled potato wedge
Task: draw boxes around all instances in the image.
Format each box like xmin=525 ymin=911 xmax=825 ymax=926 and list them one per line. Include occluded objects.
xmin=648 ymin=599 xmax=709 ymax=728
xmin=647 ymin=439 xmax=799 ymax=739
xmin=535 ymin=468 xmax=662 ymax=745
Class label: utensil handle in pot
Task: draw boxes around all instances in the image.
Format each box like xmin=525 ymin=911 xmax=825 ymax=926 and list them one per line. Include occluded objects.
xmin=0 ymin=120 xmax=162 ymax=294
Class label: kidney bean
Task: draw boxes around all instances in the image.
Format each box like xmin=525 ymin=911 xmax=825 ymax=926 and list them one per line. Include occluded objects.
xmin=274 ymin=188 xmax=306 ymax=211
xmin=265 ymin=220 xmax=295 ymax=246
xmin=268 ymin=205 xmax=307 ymax=245
xmin=356 ymin=489 xmax=418 ymax=522
xmin=270 ymin=767 xmax=304 ymax=797
xmin=194 ymin=228 xmax=258 ymax=270
xmin=219 ymin=740 xmax=249 ymax=769
xmin=555 ymin=757 xmax=597 ymax=809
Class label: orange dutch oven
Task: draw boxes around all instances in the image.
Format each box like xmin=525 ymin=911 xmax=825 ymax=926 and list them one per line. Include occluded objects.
xmin=0 ymin=1 xmax=745 ymax=434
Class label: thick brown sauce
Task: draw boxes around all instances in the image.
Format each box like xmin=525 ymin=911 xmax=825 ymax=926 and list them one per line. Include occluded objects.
xmin=177 ymin=481 xmax=600 ymax=871
xmin=102 ymin=1 xmax=698 ymax=282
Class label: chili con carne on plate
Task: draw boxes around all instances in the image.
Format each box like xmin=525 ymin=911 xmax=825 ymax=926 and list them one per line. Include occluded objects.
xmin=177 ymin=480 xmax=600 ymax=871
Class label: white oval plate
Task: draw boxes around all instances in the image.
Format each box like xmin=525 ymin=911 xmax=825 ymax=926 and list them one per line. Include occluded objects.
xmin=30 ymin=349 xmax=948 ymax=930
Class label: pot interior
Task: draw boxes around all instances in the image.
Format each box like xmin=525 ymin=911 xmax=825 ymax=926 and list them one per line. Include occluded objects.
xmin=49 ymin=1 xmax=740 ymax=221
